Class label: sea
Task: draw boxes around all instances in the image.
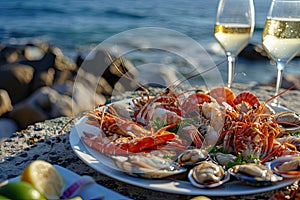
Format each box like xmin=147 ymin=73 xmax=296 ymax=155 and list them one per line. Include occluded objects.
xmin=0 ymin=0 xmax=299 ymax=86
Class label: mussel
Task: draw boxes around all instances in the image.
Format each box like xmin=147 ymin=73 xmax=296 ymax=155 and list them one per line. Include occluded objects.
xmin=229 ymin=163 xmax=282 ymax=186
xmin=188 ymin=161 xmax=230 ymax=188
xmin=113 ymin=154 xmax=187 ymax=179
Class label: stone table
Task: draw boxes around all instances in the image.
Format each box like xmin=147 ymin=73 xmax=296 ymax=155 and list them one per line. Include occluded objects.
xmin=1 ymin=84 xmax=300 ymax=200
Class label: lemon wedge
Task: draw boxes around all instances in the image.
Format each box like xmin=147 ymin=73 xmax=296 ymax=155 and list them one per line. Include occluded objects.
xmin=20 ymin=160 xmax=66 ymax=199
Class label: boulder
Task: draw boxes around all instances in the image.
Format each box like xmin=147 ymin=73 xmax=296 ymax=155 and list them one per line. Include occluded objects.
xmin=264 ymin=74 xmax=300 ymax=90
xmin=0 ymin=43 xmax=77 ymax=104
xmin=0 ymin=64 xmax=34 ymax=104
xmin=9 ymin=81 xmax=105 ymax=129
xmin=0 ymin=118 xmax=18 ymax=142
xmin=78 ymin=50 xmax=139 ymax=98
xmin=239 ymin=43 xmax=270 ymax=61
xmin=0 ymin=43 xmax=48 ymax=66
xmin=0 ymin=89 xmax=12 ymax=116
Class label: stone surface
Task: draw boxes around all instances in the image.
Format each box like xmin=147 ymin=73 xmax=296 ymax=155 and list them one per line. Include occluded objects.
xmin=0 ymin=89 xmax=12 ymax=116
xmin=0 ymin=43 xmax=138 ymax=130
xmin=263 ymin=74 xmax=300 ymax=90
xmin=0 ymin=118 xmax=18 ymax=142
xmin=9 ymin=81 xmax=105 ymax=129
xmin=1 ymin=84 xmax=300 ymax=200
xmin=0 ymin=64 xmax=34 ymax=104
xmin=239 ymin=43 xmax=270 ymax=61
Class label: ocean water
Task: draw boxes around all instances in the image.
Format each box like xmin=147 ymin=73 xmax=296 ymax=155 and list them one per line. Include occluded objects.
xmin=0 ymin=0 xmax=299 ymax=85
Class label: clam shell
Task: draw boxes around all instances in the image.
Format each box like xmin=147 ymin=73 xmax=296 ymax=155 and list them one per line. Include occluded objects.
xmin=266 ymin=156 xmax=300 ymax=178
xmin=113 ymin=155 xmax=187 ymax=179
xmin=228 ymin=164 xmax=282 ymax=186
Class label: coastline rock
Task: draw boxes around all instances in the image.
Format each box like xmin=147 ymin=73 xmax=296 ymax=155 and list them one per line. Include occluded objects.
xmin=77 ymin=50 xmax=139 ymax=98
xmin=0 ymin=43 xmax=141 ymax=129
xmin=0 ymin=118 xmax=18 ymax=141
xmin=9 ymin=81 xmax=105 ymax=129
xmin=0 ymin=89 xmax=12 ymax=116
xmin=0 ymin=64 xmax=34 ymax=104
xmin=262 ymin=74 xmax=300 ymax=90
xmin=239 ymin=43 xmax=270 ymax=61
xmin=0 ymin=43 xmax=77 ymax=104
xmin=0 ymin=43 xmax=48 ymax=66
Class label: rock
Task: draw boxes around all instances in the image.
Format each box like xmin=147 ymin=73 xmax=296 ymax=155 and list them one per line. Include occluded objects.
xmin=0 ymin=43 xmax=49 ymax=66
xmin=9 ymin=81 xmax=105 ymax=129
xmin=262 ymin=74 xmax=300 ymax=90
xmin=0 ymin=64 xmax=34 ymax=104
xmin=20 ymin=45 xmax=77 ymax=91
xmin=77 ymin=50 xmax=139 ymax=98
xmin=0 ymin=118 xmax=18 ymax=142
xmin=0 ymin=43 xmax=154 ymax=129
xmin=0 ymin=89 xmax=12 ymax=116
xmin=239 ymin=43 xmax=270 ymax=61
xmin=0 ymin=43 xmax=77 ymax=104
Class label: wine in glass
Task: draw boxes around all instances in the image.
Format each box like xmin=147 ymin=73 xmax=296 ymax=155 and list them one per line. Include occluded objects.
xmin=262 ymin=0 xmax=300 ymax=104
xmin=214 ymin=0 xmax=255 ymax=88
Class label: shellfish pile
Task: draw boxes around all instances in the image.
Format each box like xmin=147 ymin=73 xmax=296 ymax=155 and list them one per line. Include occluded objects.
xmin=80 ymin=86 xmax=300 ymax=188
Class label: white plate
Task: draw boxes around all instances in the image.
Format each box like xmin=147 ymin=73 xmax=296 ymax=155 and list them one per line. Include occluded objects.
xmin=8 ymin=165 xmax=130 ymax=200
xmin=70 ymin=115 xmax=296 ymax=197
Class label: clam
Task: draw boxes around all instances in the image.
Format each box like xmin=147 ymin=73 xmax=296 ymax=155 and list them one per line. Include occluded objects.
xmin=113 ymin=154 xmax=187 ymax=179
xmin=228 ymin=163 xmax=282 ymax=186
xmin=210 ymin=152 xmax=237 ymax=167
xmin=188 ymin=161 xmax=230 ymax=188
xmin=177 ymin=149 xmax=209 ymax=167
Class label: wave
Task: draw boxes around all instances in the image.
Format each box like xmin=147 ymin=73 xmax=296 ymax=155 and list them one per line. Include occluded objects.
xmin=104 ymin=9 xmax=147 ymax=19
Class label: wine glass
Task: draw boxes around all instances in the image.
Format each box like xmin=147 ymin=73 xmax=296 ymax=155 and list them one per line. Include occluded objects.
xmin=214 ymin=0 xmax=255 ymax=88
xmin=262 ymin=0 xmax=300 ymax=105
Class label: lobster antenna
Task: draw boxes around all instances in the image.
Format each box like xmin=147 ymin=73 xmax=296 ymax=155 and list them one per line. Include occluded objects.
xmin=264 ymin=84 xmax=298 ymax=105
xmin=166 ymin=58 xmax=228 ymax=91
xmin=104 ymin=50 xmax=148 ymax=92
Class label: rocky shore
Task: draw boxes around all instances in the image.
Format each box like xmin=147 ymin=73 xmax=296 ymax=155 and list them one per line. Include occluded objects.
xmin=0 ymin=42 xmax=139 ymax=139
xmin=0 ymin=42 xmax=299 ymax=141
xmin=0 ymin=83 xmax=300 ymax=200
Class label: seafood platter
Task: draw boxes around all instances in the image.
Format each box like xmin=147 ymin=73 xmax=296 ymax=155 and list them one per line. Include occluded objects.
xmin=70 ymin=86 xmax=300 ymax=196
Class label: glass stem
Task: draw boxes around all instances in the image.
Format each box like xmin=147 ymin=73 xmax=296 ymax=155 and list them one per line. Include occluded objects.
xmin=227 ymin=55 xmax=236 ymax=88
xmin=274 ymin=61 xmax=285 ymax=105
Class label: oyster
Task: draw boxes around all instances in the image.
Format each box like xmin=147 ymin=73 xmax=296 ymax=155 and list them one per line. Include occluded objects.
xmin=113 ymin=154 xmax=186 ymax=179
xmin=276 ymin=136 xmax=300 ymax=151
xmin=177 ymin=149 xmax=209 ymax=167
xmin=229 ymin=163 xmax=282 ymax=186
xmin=210 ymin=152 xmax=237 ymax=167
xmin=271 ymin=156 xmax=300 ymax=178
xmin=188 ymin=161 xmax=230 ymax=188
xmin=275 ymin=111 xmax=300 ymax=131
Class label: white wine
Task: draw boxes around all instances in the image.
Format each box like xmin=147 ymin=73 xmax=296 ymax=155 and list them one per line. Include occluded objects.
xmin=214 ymin=24 xmax=252 ymax=55
xmin=262 ymin=18 xmax=300 ymax=61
